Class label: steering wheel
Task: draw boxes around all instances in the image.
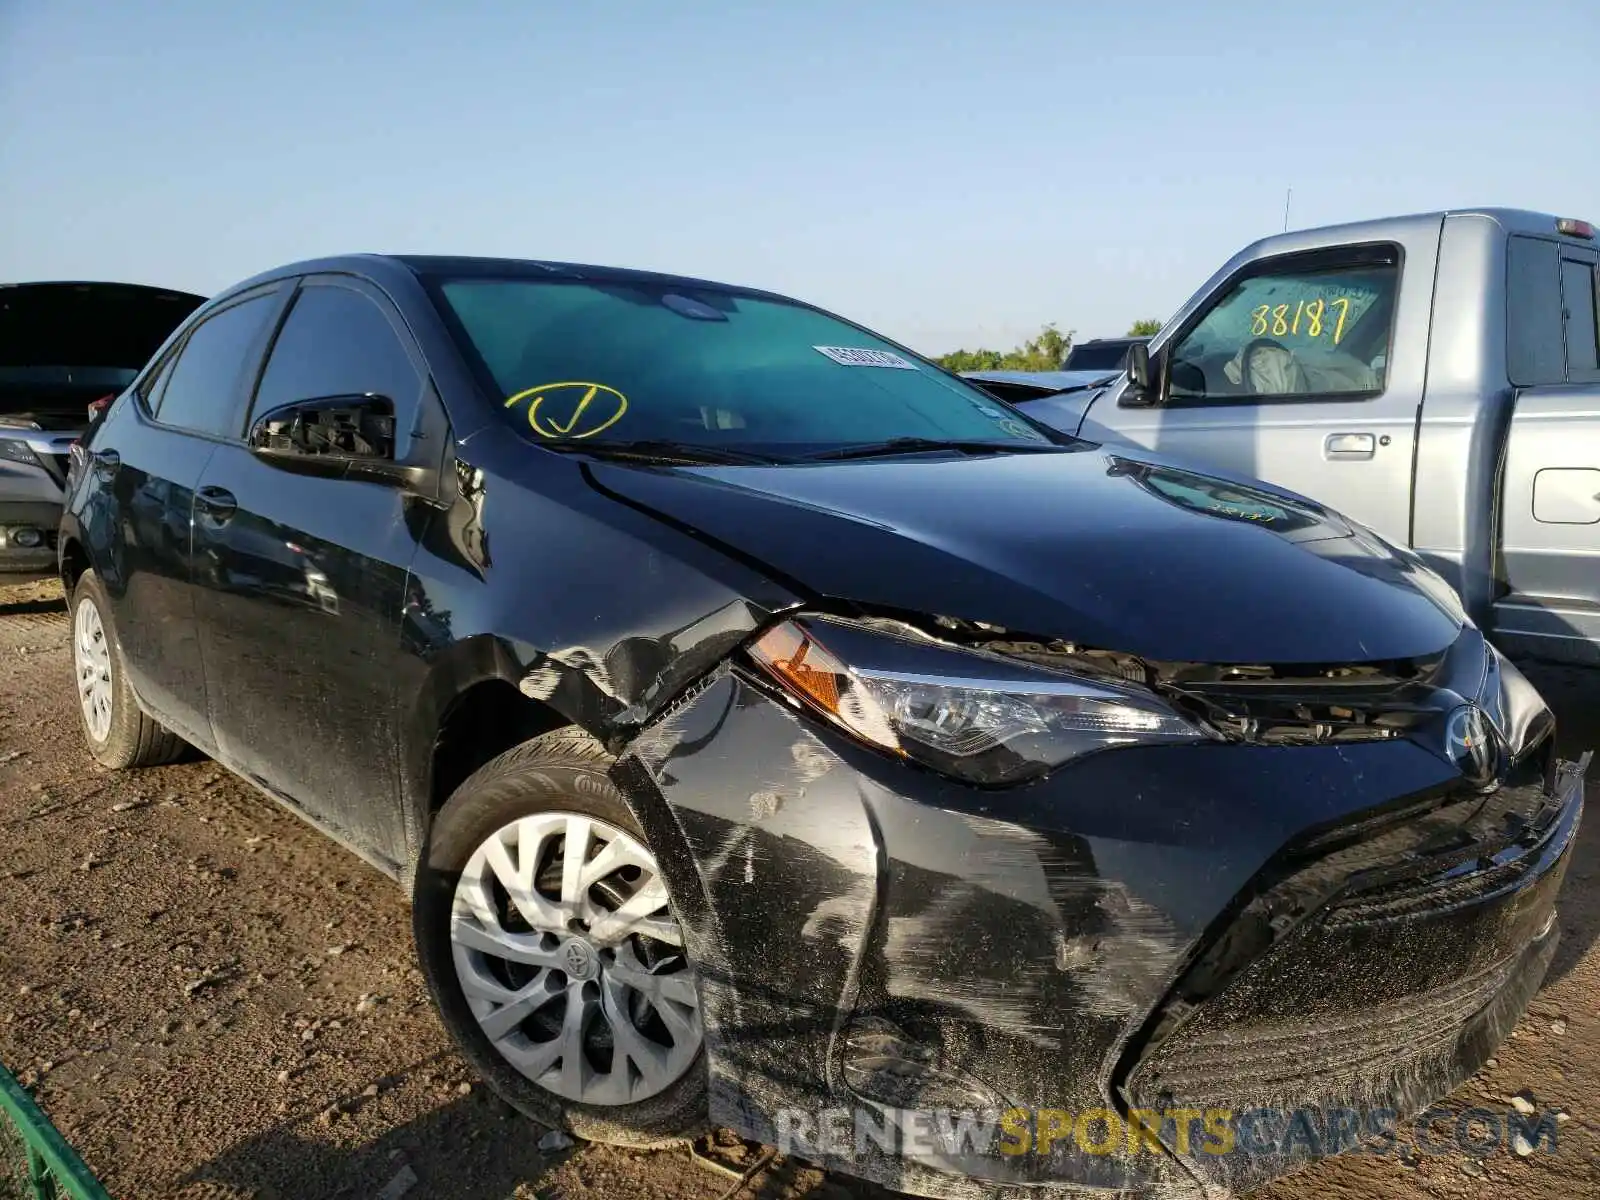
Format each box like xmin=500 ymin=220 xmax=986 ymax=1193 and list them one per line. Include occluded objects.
xmin=1239 ymin=337 xmax=1297 ymax=394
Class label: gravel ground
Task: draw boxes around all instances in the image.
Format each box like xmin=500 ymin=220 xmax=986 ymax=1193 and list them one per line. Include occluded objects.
xmin=1 ymin=575 xmax=1596 ymax=1199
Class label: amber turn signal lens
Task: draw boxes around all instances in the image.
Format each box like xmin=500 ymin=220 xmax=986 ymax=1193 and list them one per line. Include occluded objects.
xmin=751 ymin=623 xmax=845 ymax=715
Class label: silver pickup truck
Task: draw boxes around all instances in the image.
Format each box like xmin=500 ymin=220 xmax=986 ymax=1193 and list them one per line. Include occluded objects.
xmin=974 ymin=208 xmax=1600 ymax=667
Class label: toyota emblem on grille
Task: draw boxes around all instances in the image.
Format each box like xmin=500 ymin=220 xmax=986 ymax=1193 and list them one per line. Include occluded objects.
xmin=1445 ymin=704 xmax=1502 ymax=787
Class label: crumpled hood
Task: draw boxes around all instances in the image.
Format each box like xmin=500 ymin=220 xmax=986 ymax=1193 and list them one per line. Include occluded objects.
xmin=963 ymin=371 xmax=1112 ymax=438
xmin=962 ymin=368 xmax=1114 ymax=392
xmin=590 ymin=446 xmax=1465 ymax=665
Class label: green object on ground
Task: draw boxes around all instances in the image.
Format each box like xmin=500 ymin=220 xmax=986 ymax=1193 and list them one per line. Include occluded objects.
xmin=0 ymin=1063 xmax=111 ymax=1200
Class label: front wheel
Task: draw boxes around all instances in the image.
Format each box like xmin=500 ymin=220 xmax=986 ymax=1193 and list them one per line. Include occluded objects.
xmin=70 ymin=569 xmax=187 ymax=768
xmin=412 ymin=729 xmax=708 ymax=1146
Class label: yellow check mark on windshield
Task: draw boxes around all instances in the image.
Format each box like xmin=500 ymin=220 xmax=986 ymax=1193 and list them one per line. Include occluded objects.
xmin=544 ymin=385 xmax=598 ymax=433
xmin=506 ymin=381 xmax=629 ymax=439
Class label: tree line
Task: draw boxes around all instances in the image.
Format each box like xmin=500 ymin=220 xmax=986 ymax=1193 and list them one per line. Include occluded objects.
xmin=934 ymin=318 xmax=1162 ymax=373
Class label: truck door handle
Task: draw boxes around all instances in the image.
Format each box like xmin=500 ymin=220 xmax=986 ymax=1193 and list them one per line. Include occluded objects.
xmin=1324 ymin=433 xmax=1376 ymax=460
xmin=195 ymin=485 xmax=237 ymax=521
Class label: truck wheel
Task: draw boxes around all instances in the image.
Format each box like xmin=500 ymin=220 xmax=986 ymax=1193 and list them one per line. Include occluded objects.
xmin=413 ymin=729 xmax=708 ymax=1147
xmin=70 ymin=569 xmax=187 ymax=768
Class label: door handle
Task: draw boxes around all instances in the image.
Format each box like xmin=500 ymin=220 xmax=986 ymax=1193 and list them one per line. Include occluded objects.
xmin=1324 ymin=433 xmax=1376 ymax=460
xmin=195 ymin=485 xmax=238 ymax=521
xmin=92 ymin=448 xmax=121 ymax=475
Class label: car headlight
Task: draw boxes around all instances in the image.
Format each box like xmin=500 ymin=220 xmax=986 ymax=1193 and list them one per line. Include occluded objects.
xmin=0 ymin=438 xmax=41 ymax=468
xmin=747 ymin=615 xmax=1209 ymax=784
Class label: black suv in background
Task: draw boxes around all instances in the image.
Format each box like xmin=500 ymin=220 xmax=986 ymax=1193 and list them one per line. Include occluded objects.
xmin=60 ymin=255 xmax=1586 ymax=1199
xmin=1063 ymin=335 xmax=1150 ymax=372
xmin=1 ymin=281 xmax=203 ymax=576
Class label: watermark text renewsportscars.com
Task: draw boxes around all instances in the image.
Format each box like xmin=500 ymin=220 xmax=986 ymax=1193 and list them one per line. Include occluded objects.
xmin=773 ymin=1103 xmax=1565 ymax=1162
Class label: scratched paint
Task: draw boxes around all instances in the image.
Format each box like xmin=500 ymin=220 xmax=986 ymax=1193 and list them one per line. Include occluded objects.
xmin=614 ymin=673 xmax=1203 ymax=1195
xmin=605 ymin=659 xmax=1584 ymax=1198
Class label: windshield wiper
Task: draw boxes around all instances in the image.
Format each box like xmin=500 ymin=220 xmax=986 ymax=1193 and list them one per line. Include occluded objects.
xmin=539 ymin=438 xmax=779 ymax=466
xmin=799 ymin=436 xmax=1067 ymax=463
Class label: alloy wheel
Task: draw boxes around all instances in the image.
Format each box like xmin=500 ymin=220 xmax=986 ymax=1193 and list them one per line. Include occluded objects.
xmin=73 ymin=597 xmax=114 ymax=742
xmin=449 ymin=811 xmax=702 ymax=1106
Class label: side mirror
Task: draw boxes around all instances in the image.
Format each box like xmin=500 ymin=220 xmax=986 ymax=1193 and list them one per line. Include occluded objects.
xmin=1126 ymin=343 xmax=1151 ymax=390
xmin=248 ymin=394 xmax=423 ymax=486
xmin=1120 ymin=343 xmax=1160 ymax=408
xmin=249 ymin=393 xmax=394 ymax=459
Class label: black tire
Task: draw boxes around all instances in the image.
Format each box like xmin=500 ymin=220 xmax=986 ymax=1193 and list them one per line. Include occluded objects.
xmin=70 ymin=569 xmax=187 ymax=769
xmin=413 ymin=728 xmax=708 ymax=1147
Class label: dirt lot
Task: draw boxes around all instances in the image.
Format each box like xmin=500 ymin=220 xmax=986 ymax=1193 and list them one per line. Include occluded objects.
xmin=1 ymin=576 xmax=1596 ymax=1200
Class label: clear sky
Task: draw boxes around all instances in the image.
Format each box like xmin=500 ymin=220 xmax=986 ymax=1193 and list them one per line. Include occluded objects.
xmin=3 ymin=0 xmax=1596 ymax=355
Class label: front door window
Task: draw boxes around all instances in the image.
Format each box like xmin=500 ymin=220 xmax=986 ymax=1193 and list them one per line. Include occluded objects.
xmin=1167 ymin=253 xmax=1401 ymax=403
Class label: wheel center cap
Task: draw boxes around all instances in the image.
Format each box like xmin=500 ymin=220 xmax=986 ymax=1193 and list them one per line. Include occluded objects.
xmin=561 ymin=937 xmax=599 ymax=982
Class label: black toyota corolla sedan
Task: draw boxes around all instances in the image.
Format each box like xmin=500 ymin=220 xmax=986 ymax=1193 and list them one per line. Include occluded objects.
xmin=60 ymin=256 xmax=1586 ymax=1198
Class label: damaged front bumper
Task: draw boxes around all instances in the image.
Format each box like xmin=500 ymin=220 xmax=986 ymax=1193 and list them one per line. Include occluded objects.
xmin=612 ymin=662 xmax=1587 ymax=1199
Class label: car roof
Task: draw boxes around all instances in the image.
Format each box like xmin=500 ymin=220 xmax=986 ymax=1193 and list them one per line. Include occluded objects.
xmin=214 ymin=253 xmax=793 ymax=307
xmin=1253 ymin=207 xmax=1593 ymax=250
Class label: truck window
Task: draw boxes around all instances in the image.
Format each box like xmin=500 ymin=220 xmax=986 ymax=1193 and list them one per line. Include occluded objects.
xmin=1507 ymin=236 xmax=1566 ymax=385
xmin=1165 ymin=250 xmax=1398 ymax=404
xmin=1560 ymin=257 xmax=1600 ymax=377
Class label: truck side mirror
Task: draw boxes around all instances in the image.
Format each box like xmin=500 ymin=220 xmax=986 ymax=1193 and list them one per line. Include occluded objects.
xmin=1127 ymin=343 xmax=1151 ymax=390
xmin=1122 ymin=342 xmax=1159 ymax=407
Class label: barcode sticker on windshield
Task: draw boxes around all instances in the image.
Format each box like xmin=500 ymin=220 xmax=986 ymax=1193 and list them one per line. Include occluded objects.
xmin=813 ymin=346 xmax=918 ymax=370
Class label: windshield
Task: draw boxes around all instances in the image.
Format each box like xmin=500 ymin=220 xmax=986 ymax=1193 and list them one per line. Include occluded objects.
xmin=433 ymin=278 xmax=1055 ymax=458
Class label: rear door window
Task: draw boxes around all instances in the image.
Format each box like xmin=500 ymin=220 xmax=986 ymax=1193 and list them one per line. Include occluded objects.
xmin=154 ymin=294 xmax=278 ymax=437
xmin=1561 ymin=257 xmax=1600 ymax=379
xmin=249 ymin=281 xmax=422 ymax=433
xmin=1508 ymin=237 xmax=1600 ymax=384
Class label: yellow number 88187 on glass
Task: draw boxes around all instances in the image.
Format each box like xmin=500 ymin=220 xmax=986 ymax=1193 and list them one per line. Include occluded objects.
xmin=1249 ymin=297 xmax=1354 ymax=345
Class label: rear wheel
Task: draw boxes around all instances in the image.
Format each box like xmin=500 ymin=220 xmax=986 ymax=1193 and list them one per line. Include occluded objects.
xmin=70 ymin=569 xmax=187 ymax=768
xmin=413 ymin=729 xmax=707 ymax=1146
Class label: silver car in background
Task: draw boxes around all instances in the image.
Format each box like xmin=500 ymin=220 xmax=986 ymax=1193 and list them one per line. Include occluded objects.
xmin=1 ymin=281 xmax=204 ymax=577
